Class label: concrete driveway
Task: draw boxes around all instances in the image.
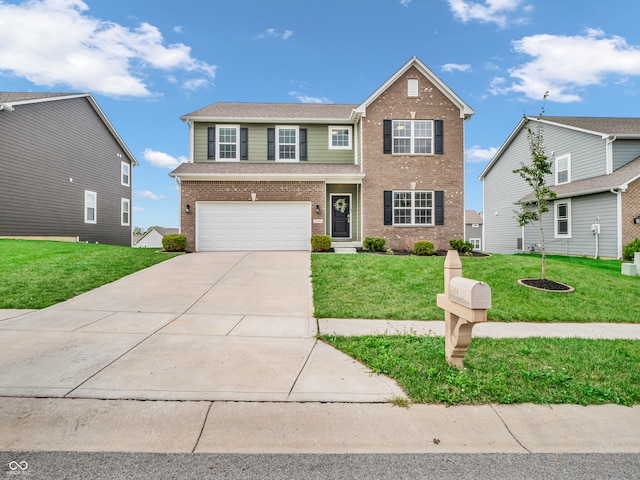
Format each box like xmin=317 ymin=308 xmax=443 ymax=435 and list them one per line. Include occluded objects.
xmin=0 ymin=252 xmax=404 ymax=403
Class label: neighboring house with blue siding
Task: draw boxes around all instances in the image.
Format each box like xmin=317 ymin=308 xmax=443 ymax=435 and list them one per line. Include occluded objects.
xmin=170 ymin=57 xmax=475 ymax=252
xmin=0 ymin=92 xmax=137 ymax=246
xmin=479 ymin=116 xmax=640 ymax=259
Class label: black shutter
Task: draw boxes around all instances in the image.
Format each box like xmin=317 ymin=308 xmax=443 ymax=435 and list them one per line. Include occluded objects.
xmin=383 ymin=120 xmax=392 ymax=154
xmin=299 ymin=128 xmax=307 ymax=161
xmin=435 ymin=190 xmax=444 ymax=225
xmin=267 ymin=127 xmax=275 ymax=160
xmin=384 ymin=191 xmax=393 ymax=225
xmin=207 ymin=126 xmax=216 ymax=160
xmin=240 ymin=127 xmax=248 ymax=160
xmin=434 ymin=120 xmax=444 ymax=154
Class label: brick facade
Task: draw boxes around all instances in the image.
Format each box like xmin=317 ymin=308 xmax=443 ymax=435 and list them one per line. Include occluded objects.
xmin=180 ymin=180 xmax=325 ymax=251
xmin=360 ymin=66 xmax=466 ymax=251
xmin=622 ymin=178 xmax=640 ymax=249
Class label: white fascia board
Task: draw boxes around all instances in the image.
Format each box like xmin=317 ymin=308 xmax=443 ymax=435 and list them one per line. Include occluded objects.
xmin=169 ymin=172 xmax=365 ymax=183
xmin=180 ymin=116 xmax=355 ymax=125
xmin=478 ymin=117 xmax=527 ymax=180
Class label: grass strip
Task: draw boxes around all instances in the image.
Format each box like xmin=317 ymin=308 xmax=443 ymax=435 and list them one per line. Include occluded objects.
xmin=0 ymin=240 xmax=179 ymax=309
xmin=322 ymin=335 xmax=640 ymax=406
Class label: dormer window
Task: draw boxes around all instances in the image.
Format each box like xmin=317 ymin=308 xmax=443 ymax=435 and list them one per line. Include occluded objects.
xmin=555 ymin=153 xmax=571 ymax=185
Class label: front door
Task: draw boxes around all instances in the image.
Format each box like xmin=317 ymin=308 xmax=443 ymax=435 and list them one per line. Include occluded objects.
xmin=331 ymin=194 xmax=350 ymax=238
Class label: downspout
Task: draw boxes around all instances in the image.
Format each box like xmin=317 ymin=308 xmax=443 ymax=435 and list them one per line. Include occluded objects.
xmin=611 ymin=188 xmax=622 ymax=259
xmin=605 ymin=136 xmax=616 ymax=175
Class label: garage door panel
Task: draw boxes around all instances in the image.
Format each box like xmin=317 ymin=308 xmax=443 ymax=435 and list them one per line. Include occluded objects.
xmin=197 ymin=202 xmax=311 ymax=251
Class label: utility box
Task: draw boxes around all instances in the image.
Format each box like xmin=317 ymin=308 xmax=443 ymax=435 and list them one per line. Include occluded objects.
xmin=591 ymin=224 xmax=600 ymax=234
xmin=448 ymin=277 xmax=492 ymax=310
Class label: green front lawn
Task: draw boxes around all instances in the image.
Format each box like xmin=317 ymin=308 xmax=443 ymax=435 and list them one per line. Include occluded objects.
xmin=323 ymin=335 xmax=640 ymax=405
xmin=311 ymin=253 xmax=640 ymax=322
xmin=0 ymin=239 xmax=179 ymax=309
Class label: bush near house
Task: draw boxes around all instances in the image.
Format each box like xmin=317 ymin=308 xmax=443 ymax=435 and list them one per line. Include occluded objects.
xmin=413 ymin=240 xmax=435 ymax=256
xmin=623 ymin=238 xmax=640 ymax=261
xmin=162 ymin=234 xmax=187 ymax=252
xmin=364 ymin=237 xmax=386 ymax=252
xmin=449 ymin=239 xmax=473 ymax=255
xmin=311 ymin=235 xmax=332 ymax=252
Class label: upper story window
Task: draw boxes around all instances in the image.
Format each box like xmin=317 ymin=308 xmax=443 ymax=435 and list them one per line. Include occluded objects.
xmin=217 ymin=125 xmax=240 ymax=161
xmin=393 ymin=120 xmax=433 ymax=154
xmin=276 ymin=125 xmax=299 ymax=162
xmin=393 ymin=190 xmax=433 ymax=225
xmin=555 ymin=153 xmax=571 ymax=185
xmin=407 ymin=78 xmax=419 ymax=97
xmin=328 ymin=126 xmax=352 ymax=150
xmin=121 ymin=162 xmax=130 ymax=186
xmin=84 ymin=190 xmax=97 ymax=224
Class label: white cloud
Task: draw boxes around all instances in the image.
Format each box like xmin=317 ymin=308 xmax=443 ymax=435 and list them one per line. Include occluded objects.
xmin=288 ymin=91 xmax=331 ymax=104
xmin=0 ymin=0 xmax=215 ymax=97
xmin=494 ymin=29 xmax=640 ymax=102
xmin=442 ymin=63 xmax=471 ymax=73
xmin=256 ymin=28 xmax=293 ymax=40
xmin=133 ymin=206 xmax=145 ymax=212
xmin=447 ymin=0 xmax=528 ymax=28
xmin=143 ymin=148 xmax=188 ymax=169
xmin=136 ymin=190 xmax=166 ymax=201
xmin=173 ymin=25 xmax=183 ymax=34
xmin=466 ymin=145 xmax=498 ymax=163
xmin=400 ymin=0 xmax=412 ymax=6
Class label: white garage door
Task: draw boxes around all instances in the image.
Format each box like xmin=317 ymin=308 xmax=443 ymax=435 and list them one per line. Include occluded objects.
xmin=196 ymin=202 xmax=311 ymax=251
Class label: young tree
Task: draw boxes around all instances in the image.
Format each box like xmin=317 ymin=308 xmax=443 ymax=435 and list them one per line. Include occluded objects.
xmin=513 ymin=93 xmax=556 ymax=280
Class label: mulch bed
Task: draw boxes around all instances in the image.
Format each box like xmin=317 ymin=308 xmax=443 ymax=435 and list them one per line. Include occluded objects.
xmin=518 ymin=278 xmax=574 ymax=292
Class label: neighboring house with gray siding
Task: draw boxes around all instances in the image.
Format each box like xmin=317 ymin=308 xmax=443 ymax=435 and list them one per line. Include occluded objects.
xmin=0 ymin=93 xmax=137 ymax=246
xmin=170 ymin=57 xmax=475 ymax=252
xmin=479 ymin=116 xmax=640 ymax=259
xmin=464 ymin=210 xmax=483 ymax=250
xmin=133 ymin=227 xmax=179 ymax=248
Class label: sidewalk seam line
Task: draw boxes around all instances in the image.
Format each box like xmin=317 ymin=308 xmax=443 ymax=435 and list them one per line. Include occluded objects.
xmin=192 ymin=401 xmax=213 ymax=453
xmin=286 ymin=339 xmax=317 ymax=400
xmin=490 ymin=404 xmax=531 ymax=453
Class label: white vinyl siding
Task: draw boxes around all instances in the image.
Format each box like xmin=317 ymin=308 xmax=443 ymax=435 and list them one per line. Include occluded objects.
xmin=84 ymin=190 xmax=97 ymax=224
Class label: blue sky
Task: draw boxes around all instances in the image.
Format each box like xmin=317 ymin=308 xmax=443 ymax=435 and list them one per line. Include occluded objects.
xmin=1 ymin=0 xmax=639 ymax=230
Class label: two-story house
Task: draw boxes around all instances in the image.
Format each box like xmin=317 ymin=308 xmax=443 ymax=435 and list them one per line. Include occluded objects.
xmin=480 ymin=116 xmax=640 ymax=259
xmin=170 ymin=57 xmax=475 ymax=252
xmin=0 ymin=92 xmax=137 ymax=247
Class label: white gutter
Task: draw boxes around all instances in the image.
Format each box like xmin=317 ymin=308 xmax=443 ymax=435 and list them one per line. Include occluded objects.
xmin=605 ymin=135 xmax=616 ymax=175
xmin=170 ymin=172 xmax=365 ymax=183
xmin=0 ymin=103 xmax=15 ymax=112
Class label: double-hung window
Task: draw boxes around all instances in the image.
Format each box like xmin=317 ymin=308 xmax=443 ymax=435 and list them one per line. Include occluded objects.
xmin=555 ymin=153 xmax=571 ymax=185
xmin=555 ymin=199 xmax=571 ymax=237
xmin=84 ymin=190 xmax=97 ymax=224
xmin=121 ymin=162 xmax=130 ymax=186
xmin=328 ymin=126 xmax=352 ymax=150
xmin=121 ymin=198 xmax=130 ymax=226
xmin=393 ymin=191 xmax=433 ymax=225
xmin=217 ymin=125 xmax=240 ymax=161
xmin=276 ymin=125 xmax=298 ymax=162
xmin=392 ymin=120 xmax=433 ymax=154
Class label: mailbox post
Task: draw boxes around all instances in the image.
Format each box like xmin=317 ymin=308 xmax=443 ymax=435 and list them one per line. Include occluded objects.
xmin=436 ymin=250 xmax=491 ymax=369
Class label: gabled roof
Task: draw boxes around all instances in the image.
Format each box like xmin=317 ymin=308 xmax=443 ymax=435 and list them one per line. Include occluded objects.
xmin=0 ymin=92 xmax=138 ymax=166
xmin=479 ymin=116 xmax=640 ymax=180
xmin=356 ymin=56 xmax=475 ymax=120
xmin=518 ymin=156 xmax=640 ymax=203
xmin=133 ymin=227 xmax=180 ymax=246
xmin=465 ymin=210 xmax=483 ymax=224
xmin=181 ymin=102 xmax=358 ymax=123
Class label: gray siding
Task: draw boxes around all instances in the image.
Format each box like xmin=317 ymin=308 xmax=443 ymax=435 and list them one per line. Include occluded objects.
xmin=0 ymin=97 xmax=132 ymax=246
xmin=465 ymin=223 xmax=483 ymax=248
xmin=193 ymin=123 xmax=355 ymax=164
xmin=613 ymin=139 xmax=640 ymax=170
xmin=543 ymin=123 xmax=606 ymax=182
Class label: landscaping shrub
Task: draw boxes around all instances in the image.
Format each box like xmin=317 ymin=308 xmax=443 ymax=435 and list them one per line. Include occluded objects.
xmin=449 ymin=239 xmax=473 ymax=255
xmin=364 ymin=237 xmax=386 ymax=252
xmin=413 ymin=240 xmax=435 ymax=256
xmin=162 ymin=234 xmax=186 ymax=252
xmin=623 ymin=238 xmax=640 ymax=261
xmin=311 ymin=235 xmax=332 ymax=252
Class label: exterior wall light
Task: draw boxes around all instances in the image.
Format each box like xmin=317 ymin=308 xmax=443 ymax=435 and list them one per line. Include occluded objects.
xmin=316 ymin=205 xmax=321 ymax=214
xmin=634 ymin=216 xmax=640 ymax=224
xmin=185 ymin=204 xmax=190 ymax=214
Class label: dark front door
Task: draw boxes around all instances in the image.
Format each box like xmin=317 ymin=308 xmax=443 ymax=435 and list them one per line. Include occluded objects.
xmin=331 ymin=195 xmax=350 ymax=238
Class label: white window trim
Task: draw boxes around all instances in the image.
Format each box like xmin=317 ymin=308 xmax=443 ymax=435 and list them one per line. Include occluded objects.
xmin=555 ymin=153 xmax=571 ymax=185
xmin=392 ymin=120 xmax=434 ymax=155
xmin=328 ymin=126 xmax=352 ymax=150
xmin=554 ymin=199 xmax=572 ymax=238
xmin=392 ymin=190 xmax=434 ymax=226
xmin=84 ymin=190 xmax=97 ymax=224
xmin=276 ymin=125 xmax=299 ymax=162
xmin=469 ymin=238 xmax=481 ymax=250
xmin=407 ymin=78 xmax=419 ymax=97
xmin=121 ymin=198 xmax=130 ymax=226
xmin=121 ymin=161 xmax=130 ymax=187
xmin=216 ymin=124 xmax=240 ymax=162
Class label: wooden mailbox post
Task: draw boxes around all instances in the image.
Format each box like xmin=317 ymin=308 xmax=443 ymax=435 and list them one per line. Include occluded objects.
xmin=436 ymin=250 xmax=491 ymax=369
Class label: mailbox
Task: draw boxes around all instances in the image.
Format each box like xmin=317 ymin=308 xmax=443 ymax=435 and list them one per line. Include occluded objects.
xmin=448 ymin=277 xmax=491 ymax=310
